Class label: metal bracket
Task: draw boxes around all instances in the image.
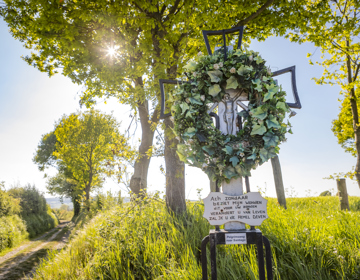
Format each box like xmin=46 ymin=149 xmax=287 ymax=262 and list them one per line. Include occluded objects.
xmin=272 ymin=66 xmax=301 ymax=109
xmin=159 ymin=79 xmax=189 ymax=119
xmin=202 ymin=26 xmax=244 ymax=60
xmin=201 ymin=229 xmax=273 ymax=280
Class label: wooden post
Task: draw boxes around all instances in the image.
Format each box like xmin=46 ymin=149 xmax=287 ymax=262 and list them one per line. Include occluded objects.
xmin=210 ymin=180 xmax=216 ymax=192
xmin=271 ymin=155 xmax=287 ymax=209
xmin=336 ymin=178 xmax=350 ymax=211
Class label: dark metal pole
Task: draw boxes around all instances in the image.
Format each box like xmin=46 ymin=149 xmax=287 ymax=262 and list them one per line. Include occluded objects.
xmin=256 ymin=233 xmax=266 ymax=280
xmin=262 ymin=236 xmax=273 ymax=280
xmin=201 ymin=235 xmax=210 ymax=280
xmin=210 ymin=234 xmax=217 ymax=280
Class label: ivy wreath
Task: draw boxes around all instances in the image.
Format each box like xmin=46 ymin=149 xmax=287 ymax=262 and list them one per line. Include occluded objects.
xmin=170 ymin=48 xmax=292 ymax=183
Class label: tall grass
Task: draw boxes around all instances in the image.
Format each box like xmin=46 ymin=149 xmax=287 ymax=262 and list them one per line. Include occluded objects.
xmin=32 ymin=196 xmax=360 ymax=280
xmin=0 ymin=215 xmax=28 ymax=253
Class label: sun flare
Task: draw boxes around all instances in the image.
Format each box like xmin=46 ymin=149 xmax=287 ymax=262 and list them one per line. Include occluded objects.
xmin=106 ymin=46 xmax=119 ymax=57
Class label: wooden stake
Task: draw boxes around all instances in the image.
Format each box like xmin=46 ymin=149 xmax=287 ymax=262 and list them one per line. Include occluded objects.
xmin=271 ymin=155 xmax=287 ymax=209
xmin=336 ymin=178 xmax=350 ymax=211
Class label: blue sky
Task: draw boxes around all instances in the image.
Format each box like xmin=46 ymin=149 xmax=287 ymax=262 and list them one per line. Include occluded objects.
xmin=1 ymin=19 xmax=359 ymax=200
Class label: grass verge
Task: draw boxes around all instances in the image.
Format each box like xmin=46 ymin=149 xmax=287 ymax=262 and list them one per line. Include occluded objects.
xmin=30 ymin=196 xmax=360 ymax=280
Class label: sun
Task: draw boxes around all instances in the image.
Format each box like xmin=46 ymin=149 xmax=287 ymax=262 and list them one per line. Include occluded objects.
xmin=106 ymin=45 xmax=119 ymax=57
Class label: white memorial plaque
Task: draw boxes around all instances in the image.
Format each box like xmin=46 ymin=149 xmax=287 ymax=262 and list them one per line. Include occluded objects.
xmin=225 ymin=233 xmax=247 ymax=244
xmin=203 ymin=192 xmax=268 ymax=226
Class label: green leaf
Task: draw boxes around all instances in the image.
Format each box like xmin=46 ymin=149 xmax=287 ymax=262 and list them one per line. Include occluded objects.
xmin=184 ymin=61 xmax=197 ymax=72
xmin=254 ymin=56 xmax=264 ymax=64
xmin=266 ymin=115 xmax=281 ymax=129
xmin=180 ymin=103 xmax=189 ymax=114
xmin=189 ymin=97 xmax=203 ymax=105
xmin=263 ymin=132 xmax=279 ymax=148
xmin=209 ymin=84 xmax=221 ymax=97
xmin=251 ymin=124 xmax=267 ymax=135
xmin=235 ymin=164 xmax=251 ymax=177
xmin=252 ymin=78 xmax=262 ymax=92
xmin=226 ymin=76 xmax=238 ymax=89
xmin=224 ymin=166 xmax=237 ymax=179
xmin=251 ymin=106 xmax=267 ymax=120
xmin=207 ymin=70 xmax=223 ymax=83
xmin=237 ymin=65 xmax=253 ymax=76
xmin=229 ymin=156 xmax=239 ymax=167
xmin=222 ymin=145 xmax=233 ymax=155
xmin=202 ymin=145 xmax=215 ymax=156
xmin=259 ymin=148 xmax=269 ymax=162
xmin=247 ymin=153 xmax=257 ymax=160
xmin=263 ymin=84 xmax=279 ymax=102
xmin=183 ymin=127 xmax=197 ymax=138
xmin=267 ymin=147 xmax=277 ymax=158
xmin=234 ymin=49 xmax=243 ymax=56
xmin=276 ymin=102 xmax=288 ymax=112
xmin=176 ymin=151 xmax=188 ymax=163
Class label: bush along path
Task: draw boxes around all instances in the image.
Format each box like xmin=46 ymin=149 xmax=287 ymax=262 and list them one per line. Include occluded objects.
xmin=0 ymin=221 xmax=73 ymax=280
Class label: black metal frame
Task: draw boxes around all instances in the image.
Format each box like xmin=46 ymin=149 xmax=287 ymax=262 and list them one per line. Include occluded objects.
xmin=201 ymin=229 xmax=273 ymax=280
xmin=272 ymin=66 xmax=301 ymax=109
xmin=159 ymin=79 xmax=189 ymax=119
xmin=202 ymin=26 xmax=244 ymax=60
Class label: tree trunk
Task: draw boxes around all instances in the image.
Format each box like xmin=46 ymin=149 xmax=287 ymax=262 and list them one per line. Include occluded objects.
xmin=129 ymin=100 xmax=157 ymax=196
xmin=85 ymin=184 xmax=91 ymax=211
xmin=336 ymin=178 xmax=350 ymax=211
xmin=72 ymin=196 xmax=80 ymax=216
xmin=271 ymin=156 xmax=287 ymax=209
xmin=164 ymin=117 xmax=186 ymax=214
xmin=346 ymin=46 xmax=360 ymax=187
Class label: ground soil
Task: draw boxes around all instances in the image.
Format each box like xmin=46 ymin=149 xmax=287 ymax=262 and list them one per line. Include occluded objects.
xmin=0 ymin=220 xmax=73 ymax=280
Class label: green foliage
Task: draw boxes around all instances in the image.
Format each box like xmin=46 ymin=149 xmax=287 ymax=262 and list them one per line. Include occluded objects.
xmin=53 ymin=204 xmax=73 ymax=221
xmin=34 ymin=110 xmax=134 ymax=207
xmin=0 ymin=185 xmax=21 ymax=217
xmin=0 ymin=215 xmax=28 ymax=253
xmin=173 ymin=49 xmax=290 ymax=183
xmin=8 ymin=184 xmax=58 ymax=238
xmin=31 ymin=196 xmax=360 ymax=280
xmin=319 ymin=191 xmax=332 ymax=197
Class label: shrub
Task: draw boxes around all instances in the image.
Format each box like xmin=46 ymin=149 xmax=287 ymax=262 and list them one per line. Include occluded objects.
xmin=0 ymin=215 xmax=28 ymax=253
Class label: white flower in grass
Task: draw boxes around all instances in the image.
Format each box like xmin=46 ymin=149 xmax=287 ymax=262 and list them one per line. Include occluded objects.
xmin=198 ymin=51 xmax=203 ymax=56
xmin=333 ymin=249 xmax=338 ymax=254
xmin=213 ymin=64 xmax=220 ymax=70
xmin=193 ymin=72 xmax=198 ymax=77
xmin=230 ymin=67 xmax=236 ymax=73
xmin=249 ymin=55 xmax=253 ymax=62
xmin=218 ymin=62 xmax=223 ymax=67
xmin=200 ymin=95 xmax=205 ymax=101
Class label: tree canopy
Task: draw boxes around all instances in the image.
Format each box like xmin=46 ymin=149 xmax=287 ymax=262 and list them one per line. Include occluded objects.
xmin=34 ymin=110 xmax=134 ymax=208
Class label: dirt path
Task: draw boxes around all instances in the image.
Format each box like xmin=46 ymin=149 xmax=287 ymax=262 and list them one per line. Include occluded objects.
xmin=0 ymin=221 xmax=72 ymax=280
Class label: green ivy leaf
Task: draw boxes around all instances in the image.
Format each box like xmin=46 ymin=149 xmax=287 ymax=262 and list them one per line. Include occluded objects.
xmin=263 ymin=132 xmax=279 ymax=148
xmin=189 ymin=97 xmax=203 ymax=105
xmin=247 ymin=153 xmax=257 ymax=160
xmin=276 ymin=101 xmax=288 ymax=112
xmin=226 ymin=76 xmax=239 ymax=89
xmin=251 ymin=106 xmax=267 ymax=120
xmin=224 ymin=166 xmax=237 ymax=179
xmin=223 ymin=145 xmax=233 ymax=155
xmin=176 ymin=151 xmax=188 ymax=163
xmin=207 ymin=70 xmax=223 ymax=83
xmin=235 ymin=165 xmax=251 ymax=177
xmin=229 ymin=156 xmax=240 ymax=167
xmin=180 ymin=103 xmax=189 ymax=114
xmin=259 ymin=148 xmax=269 ymax=162
xmin=251 ymin=124 xmax=267 ymax=135
xmin=252 ymin=78 xmax=262 ymax=92
xmin=202 ymin=145 xmax=215 ymax=156
xmin=254 ymin=56 xmax=264 ymax=64
xmin=183 ymin=127 xmax=197 ymax=138
xmin=209 ymin=84 xmax=221 ymax=97
xmin=263 ymin=84 xmax=279 ymax=102
xmin=237 ymin=65 xmax=253 ymax=76
xmin=266 ymin=115 xmax=281 ymax=129
xmin=184 ymin=61 xmax=197 ymax=72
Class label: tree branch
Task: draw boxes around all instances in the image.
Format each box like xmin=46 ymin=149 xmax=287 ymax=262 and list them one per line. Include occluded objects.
xmin=233 ymin=0 xmax=275 ymax=27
